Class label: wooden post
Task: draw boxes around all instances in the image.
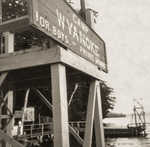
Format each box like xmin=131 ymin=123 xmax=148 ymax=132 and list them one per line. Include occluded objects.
xmin=86 ymin=9 xmax=96 ymax=29
xmin=80 ymin=0 xmax=87 ymax=19
xmin=85 ymin=4 xmax=105 ymax=147
xmin=83 ymin=80 xmax=97 ymax=147
xmin=3 ymin=32 xmax=14 ymax=53
xmin=6 ymin=91 xmax=14 ymax=144
xmin=0 ymin=0 xmax=2 ymax=23
xmin=4 ymin=32 xmax=14 ymax=147
xmin=0 ymin=73 xmax=8 ymax=87
xmin=94 ymin=82 xmax=105 ymax=147
xmin=51 ymin=63 xmax=70 ymax=147
xmin=0 ymin=0 xmax=2 ymax=54
xmin=0 ymin=88 xmax=2 ymax=147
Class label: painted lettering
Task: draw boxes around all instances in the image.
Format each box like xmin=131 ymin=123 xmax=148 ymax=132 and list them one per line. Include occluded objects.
xmin=56 ymin=9 xmax=65 ymax=30
xmin=73 ymin=26 xmax=79 ymax=41
xmin=35 ymin=11 xmax=50 ymax=31
xmin=35 ymin=10 xmax=101 ymax=66
xmin=66 ymin=19 xmax=73 ymax=35
xmin=72 ymin=14 xmax=88 ymax=33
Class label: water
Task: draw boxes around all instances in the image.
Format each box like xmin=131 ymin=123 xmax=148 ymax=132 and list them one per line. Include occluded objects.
xmin=106 ymin=136 xmax=150 ymax=147
xmin=105 ymin=114 xmax=150 ymax=147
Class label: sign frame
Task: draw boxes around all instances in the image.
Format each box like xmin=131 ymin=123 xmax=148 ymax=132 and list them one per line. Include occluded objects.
xmin=0 ymin=0 xmax=108 ymax=72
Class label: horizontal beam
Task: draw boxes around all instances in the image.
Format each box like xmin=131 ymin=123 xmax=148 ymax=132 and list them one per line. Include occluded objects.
xmin=59 ymin=47 xmax=105 ymax=80
xmin=0 ymin=46 xmax=106 ymax=80
xmin=0 ymin=47 xmax=61 ymax=72
xmin=0 ymin=16 xmax=30 ymax=33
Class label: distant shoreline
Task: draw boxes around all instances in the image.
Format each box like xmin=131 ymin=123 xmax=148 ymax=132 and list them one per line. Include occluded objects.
xmin=106 ymin=113 xmax=126 ymax=118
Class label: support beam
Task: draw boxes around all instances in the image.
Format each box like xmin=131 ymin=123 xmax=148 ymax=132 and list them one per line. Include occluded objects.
xmin=0 ymin=92 xmax=9 ymax=108
xmin=3 ymin=32 xmax=14 ymax=53
xmin=4 ymin=32 xmax=14 ymax=147
xmin=0 ymin=73 xmax=8 ymax=88
xmin=94 ymin=82 xmax=105 ymax=147
xmin=34 ymin=89 xmax=53 ymax=110
xmin=51 ymin=64 xmax=70 ymax=147
xmin=0 ymin=130 xmax=25 ymax=147
xmin=22 ymin=89 xmax=30 ymax=123
xmin=34 ymin=89 xmax=84 ymax=145
xmin=0 ymin=46 xmax=61 ymax=73
xmin=6 ymin=91 xmax=14 ymax=147
xmin=69 ymin=125 xmax=83 ymax=145
xmin=59 ymin=47 xmax=105 ymax=81
xmin=83 ymin=80 xmax=97 ymax=147
xmin=0 ymin=0 xmax=2 ymax=23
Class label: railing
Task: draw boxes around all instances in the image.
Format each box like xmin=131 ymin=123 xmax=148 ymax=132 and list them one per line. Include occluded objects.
xmin=17 ymin=121 xmax=86 ymax=139
xmin=22 ymin=123 xmax=52 ymax=138
xmin=69 ymin=121 xmax=85 ymax=128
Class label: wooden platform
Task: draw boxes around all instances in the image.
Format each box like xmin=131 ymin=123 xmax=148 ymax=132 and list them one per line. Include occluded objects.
xmin=0 ymin=46 xmax=105 ymax=81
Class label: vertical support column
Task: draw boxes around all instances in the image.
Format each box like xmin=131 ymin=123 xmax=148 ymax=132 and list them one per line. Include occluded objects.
xmin=83 ymin=80 xmax=97 ymax=147
xmin=0 ymin=73 xmax=8 ymax=147
xmin=94 ymin=82 xmax=105 ymax=147
xmin=0 ymin=0 xmax=2 ymax=23
xmin=80 ymin=0 xmax=87 ymax=19
xmin=6 ymin=91 xmax=14 ymax=136
xmin=0 ymin=0 xmax=2 ymax=54
xmin=4 ymin=32 xmax=14 ymax=147
xmin=51 ymin=63 xmax=70 ymax=147
xmin=3 ymin=32 xmax=14 ymax=53
xmin=0 ymin=90 xmax=2 ymax=147
xmin=84 ymin=4 xmax=105 ymax=147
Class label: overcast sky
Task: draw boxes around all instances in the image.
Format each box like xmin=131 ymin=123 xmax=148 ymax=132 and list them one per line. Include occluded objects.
xmin=83 ymin=0 xmax=150 ymax=113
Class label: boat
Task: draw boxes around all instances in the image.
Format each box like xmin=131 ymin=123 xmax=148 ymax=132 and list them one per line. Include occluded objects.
xmin=104 ymin=99 xmax=147 ymax=137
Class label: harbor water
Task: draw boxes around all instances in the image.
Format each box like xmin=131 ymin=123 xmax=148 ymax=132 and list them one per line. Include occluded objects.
xmin=105 ymin=114 xmax=150 ymax=147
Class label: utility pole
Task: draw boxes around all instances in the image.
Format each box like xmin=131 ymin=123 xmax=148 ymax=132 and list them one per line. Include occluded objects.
xmin=80 ymin=0 xmax=87 ymax=20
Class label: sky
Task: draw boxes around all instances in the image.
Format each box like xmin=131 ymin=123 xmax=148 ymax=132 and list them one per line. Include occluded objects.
xmin=81 ymin=0 xmax=150 ymax=113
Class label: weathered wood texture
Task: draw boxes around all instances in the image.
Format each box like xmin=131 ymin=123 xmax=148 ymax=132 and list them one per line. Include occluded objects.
xmin=69 ymin=125 xmax=83 ymax=145
xmin=94 ymin=83 xmax=105 ymax=147
xmin=0 ymin=0 xmax=107 ymax=71
xmin=0 ymin=46 xmax=105 ymax=80
xmin=0 ymin=47 xmax=61 ymax=72
xmin=0 ymin=73 xmax=8 ymax=87
xmin=59 ymin=47 xmax=105 ymax=80
xmin=83 ymin=80 xmax=97 ymax=147
xmin=0 ymin=16 xmax=30 ymax=33
xmin=30 ymin=0 xmax=107 ymax=70
xmin=0 ymin=0 xmax=2 ymax=23
xmin=51 ymin=64 xmax=70 ymax=147
xmin=6 ymin=91 xmax=14 ymax=147
xmin=4 ymin=32 xmax=14 ymax=147
xmin=3 ymin=32 xmax=14 ymax=53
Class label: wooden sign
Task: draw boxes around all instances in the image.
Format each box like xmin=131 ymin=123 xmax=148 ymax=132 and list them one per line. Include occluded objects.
xmin=0 ymin=0 xmax=107 ymax=72
xmin=30 ymin=0 xmax=107 ymax=72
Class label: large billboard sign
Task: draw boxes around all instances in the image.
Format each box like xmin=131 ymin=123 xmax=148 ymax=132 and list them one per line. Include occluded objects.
xmin=0 ymin=0 xmax=107 ymax=72
xmin=30 ymin=0 xmax=107 ymax=72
